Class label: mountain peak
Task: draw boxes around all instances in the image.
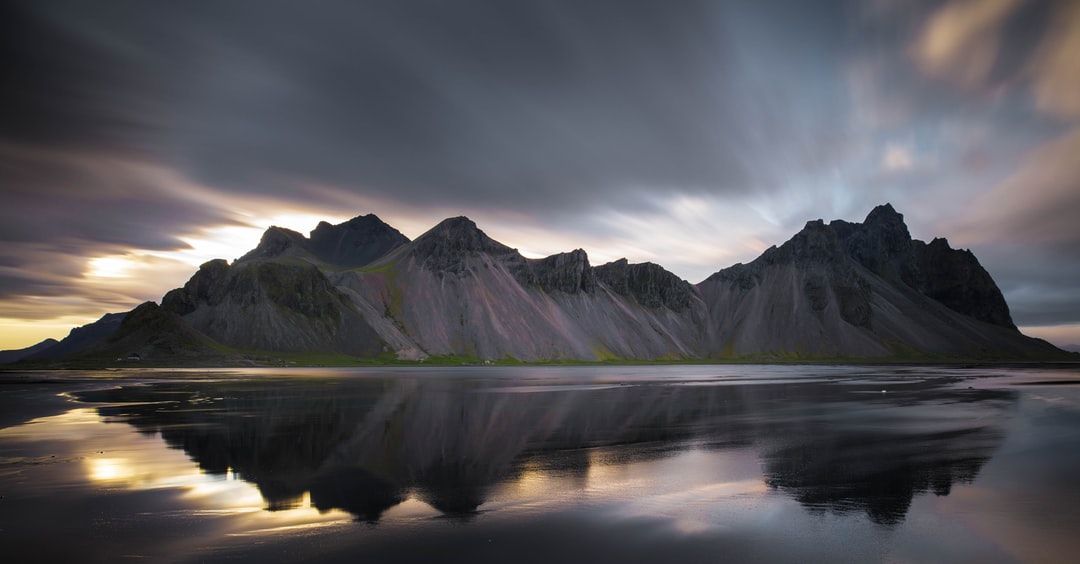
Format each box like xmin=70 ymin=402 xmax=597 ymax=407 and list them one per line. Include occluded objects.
xmin=417 ymin=216 xmax=503 ymax=250
xmin=852 ymin=203 xmax=912 ymax=255
xmin=311 ymin=213 xmax=393 ymax=236
xmin=864 ymin=203 xmax=904 ymax=226
xmin=238 ymin=214 xmax=407 ymax=268
xmin=407 ymin=216 xmax=528 ymax=278
xmin=265 ymin=225 xmax=304 ymax=238
xmin=239 ymin=226 xmax=306 ymax=262
xmin=432 ymin=216 xmax=480 ymax=232
xmin=307 ymin=213 xmax=409 ymax=267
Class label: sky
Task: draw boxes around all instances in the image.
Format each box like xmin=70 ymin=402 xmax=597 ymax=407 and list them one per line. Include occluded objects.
xmin=1 ymin=0 xmax=1078 ymax=349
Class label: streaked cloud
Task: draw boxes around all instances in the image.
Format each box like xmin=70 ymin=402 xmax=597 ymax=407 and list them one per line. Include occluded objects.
xmin=958 ymin=126 xmax=1080 ymax=250
xmin=1029 ymin=1 xmax=1080 ymax=119
xmin=912 ymin=0 xmax=1023 ymax=88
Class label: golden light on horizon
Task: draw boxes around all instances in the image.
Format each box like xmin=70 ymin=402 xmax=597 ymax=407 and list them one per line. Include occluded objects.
xmin=0 ymin=210 xmax=353 ymax=350
xmin=2 ymin=407 xmax=353 ymax=533
xmin=158 ymin=211 xmax=352 ymax=268
xmin=86 ymin=256 xmax=137 ymax=279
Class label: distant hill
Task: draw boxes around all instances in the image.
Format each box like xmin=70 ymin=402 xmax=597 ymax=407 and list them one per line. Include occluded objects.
xmin=15 ymin=204 xmax=1071 ymax=365
xmin=0 ymin=338 xmax=58 ymax=364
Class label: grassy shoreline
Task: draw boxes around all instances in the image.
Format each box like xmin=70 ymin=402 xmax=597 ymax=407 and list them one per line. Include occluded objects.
xmin=4 ymin=351 xmax=1078 ymax=371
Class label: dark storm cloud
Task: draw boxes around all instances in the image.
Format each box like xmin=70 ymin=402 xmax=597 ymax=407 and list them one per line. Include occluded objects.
xmin=0 ymin=3 xmax=162 ymax=152
xmin=3 ymin=0 xmax=854 ymax=213
xmin=0 ymin=0 xmax=856 ymax=323
xmin=0 ymin=146 xmax=230 ymax=250
xmin=974 ymin=244 xmax=1080 ymax=326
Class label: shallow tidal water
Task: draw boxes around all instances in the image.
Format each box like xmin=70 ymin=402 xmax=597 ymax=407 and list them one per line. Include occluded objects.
xmin=1 ymin=365 xmax=1080 ymax=563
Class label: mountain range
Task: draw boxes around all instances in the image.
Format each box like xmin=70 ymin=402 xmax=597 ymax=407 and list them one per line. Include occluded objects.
xmin=5 ymin=204 xmax=1072 ymax=365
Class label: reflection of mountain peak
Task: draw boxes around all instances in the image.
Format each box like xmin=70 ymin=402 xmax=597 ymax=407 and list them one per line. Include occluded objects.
xmin=763 ymin=427 xmax=1000 ymax=525
xmin=307 ymin=467 xmax=405 ymax=523
xmin=76 ymin=373 xmax=1013 ymax=523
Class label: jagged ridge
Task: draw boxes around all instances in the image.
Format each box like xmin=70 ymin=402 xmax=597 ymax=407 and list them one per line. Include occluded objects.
xmin=10 ymin=206 xmax=1071 ymax=364
xmin=697 ymin=204 xmax=1056 ymax=359
xmin=240 ymin=214 xmax=408 ymax=269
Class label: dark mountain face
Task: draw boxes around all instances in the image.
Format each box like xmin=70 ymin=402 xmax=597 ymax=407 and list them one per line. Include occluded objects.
xmin=238 ymin=213 xmax=408 ymax=269
xmin=161 ymin=259 xmax=230 ymax=316
xmin=162 ymin=259 xmax=386 ymax=356
xmin=697 ymin=204 xmax=1057 ymax=359
xmin=832 ymin=204 xmax=1015 ymax=329
xmin=307 ymin=214 xmax=410 ymax=268
xmin=528 ymin=250 xmax=596 ymax=294
xmin=707 ymin=204 xmax=1015 ymax=331
xmin=909 ymin=238 xmax=1015 ymax=329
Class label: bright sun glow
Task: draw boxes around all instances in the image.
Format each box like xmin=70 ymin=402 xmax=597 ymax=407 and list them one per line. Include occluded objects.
xmin=86 ymin=256 xmax=137 ymax=279
xmin=88 ymin=457 xmax=135 ymax=481
xmin=151 ymin=211 xmax=350 ymax=268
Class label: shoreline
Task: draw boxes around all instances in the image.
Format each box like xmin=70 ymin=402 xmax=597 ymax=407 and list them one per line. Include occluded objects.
xmin=4 ymin=357 xmax=1079 ymax=371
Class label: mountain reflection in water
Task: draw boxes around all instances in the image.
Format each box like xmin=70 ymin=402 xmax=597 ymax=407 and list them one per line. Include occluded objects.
xmin=74 ymin=369 xmax=1013 ymax=525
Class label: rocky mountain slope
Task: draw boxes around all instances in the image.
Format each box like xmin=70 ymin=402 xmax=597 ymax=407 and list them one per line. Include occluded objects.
xmin=8 ymin=205 xmax=1071 ymax=364
xmin=158 ymin=258 xmax=386 ymax=356
xmin=331 ymin=216 xmax=707 ymax=361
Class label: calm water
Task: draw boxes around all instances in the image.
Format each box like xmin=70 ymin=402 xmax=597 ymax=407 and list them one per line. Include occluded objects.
xmin=1 ymin=365 xmax=1080 ymax=563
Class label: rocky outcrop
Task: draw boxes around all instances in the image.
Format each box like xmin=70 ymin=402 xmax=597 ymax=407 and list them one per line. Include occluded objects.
xmin=832 ymin=204 xmax=1014 ymax=329
xmin=163 ymin=259 xmax=387 ymax=356
xmin=909 ymin=237 xmax=1014 ymax=328
xmin=88 ymin=302 xmax=225 ymax=360
xmin=528 ymin=250 xmax=596 ymax=294
xmin=593 ymin=259 xmax=696 ymax=311
xmin=161 ymin=258 xmax=230 ymax=315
